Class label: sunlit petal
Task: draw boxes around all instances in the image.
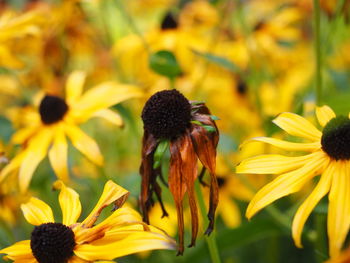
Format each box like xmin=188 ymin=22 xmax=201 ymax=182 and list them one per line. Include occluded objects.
xmin=316 ymin=105 xmax=336 ymax=127
xmin=21 ymin=197 xmax=54 ymax=225
xmin=48 ymin=125 xmax=69 ymax=182
xmin=246 ymin=151 xmax=328 ymax=219
xmin=328 ymin=161 xmax=350 ymax=258
xmin=64 ymin=124 xmax=103 ymax=166
xmin=66 ymin=71 xmax=86 ymax=105
xmin=272 ymin=112 xmax=322 ymax=140
xmin=0 ymin=240 xmax=34 ymax=261
xmin=292 ymin=163 xmax=333 ymax=248
xmin=237 ymin=152 xmax=317 ymax=174
xmin=74 ymin=231 xmax=176 ymax=261
xmin=19 ymin=128 xmax=53 ymax=192
xmin=241 ymin=137 xmax=320 ymax=152
xmin=53 ymin=180 xmax=82 ymax=226
xmin=92 ymin=109 xmax=124 ymax=127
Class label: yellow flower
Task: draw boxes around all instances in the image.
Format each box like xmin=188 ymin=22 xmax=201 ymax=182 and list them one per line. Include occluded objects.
xmin=237 ymin=105 xmax=350 ymax=258
xmin=0 ymin=180 xmax=176 ymax=262
xmin=0 ymin=71 xmax=141 ymax=192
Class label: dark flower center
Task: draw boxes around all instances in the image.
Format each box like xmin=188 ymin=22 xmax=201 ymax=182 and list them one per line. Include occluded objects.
xmin=217 ymin=177 xmax=227 ymax=188
xmin=30 ymin=222 xmax=75 ymax=263
xmin=39 ymin=95 xmax=68 ymax=125
xmin=236 ymin=80 xmax=247 ymax=95
xmin=160 ymin=12 xmax=178 ymax=30
xmin=321 ymin=116 xmax=350 ymax=160
xmin=142 ymin=89 xmax=191 ymax=139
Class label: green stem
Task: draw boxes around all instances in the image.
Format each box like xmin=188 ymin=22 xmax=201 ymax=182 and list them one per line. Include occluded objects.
xmin=313 ymin=0 xmax=322 ymax=106
xmin=194 ymin=181 xmax=222 ymax=263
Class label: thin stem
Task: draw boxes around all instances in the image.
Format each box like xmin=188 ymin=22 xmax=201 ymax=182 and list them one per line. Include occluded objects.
xmin=194 ymin=180 xmax=222 ymax=263
xmin=313 ymin=0 xmax=322 ymax=105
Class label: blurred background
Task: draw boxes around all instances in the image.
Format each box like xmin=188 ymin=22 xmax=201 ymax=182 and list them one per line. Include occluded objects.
xmin=0 ymin=0 xmax=350 ymax=262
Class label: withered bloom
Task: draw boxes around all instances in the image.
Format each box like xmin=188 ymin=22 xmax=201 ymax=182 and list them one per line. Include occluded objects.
xmin=140 ymin=89 xmax=219 ymax=255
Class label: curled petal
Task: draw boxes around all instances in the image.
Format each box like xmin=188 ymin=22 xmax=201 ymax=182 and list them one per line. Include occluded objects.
xmin=316 ymin=105 xmax=336 ymax=127
xmin=21 ymin=197 xmax=54 ymax=225
xmin=80 ymin=180 xmax=129 ymax=228
xmin=272 ymin=112 xmax=322 ymax=141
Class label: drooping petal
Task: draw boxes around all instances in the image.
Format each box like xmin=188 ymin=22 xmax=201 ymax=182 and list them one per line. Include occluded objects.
xmin=316 ymin=105 xmax=336 ymax=127
xmin=169 ymin=139 xmax=186 ymax=255
xmin=64 ymin=124 xmax=103 ymax=166
xmin=48 ymin=125 xmax=69 ymax=182
xmin=21 ymin=197 xmax=54 ymax=225
xmin=292 ymin=163 xmax=333 ymax=248
xmin=0 ymin=240 xmax=34 ymax=261
xmin=272 ymin=112 xmax=322 ymax=141
xmin=11 ymin=126 xmax=39 ymax=144
xmin=80 ymin=180 xmax=129 ymax=228
xmin=18 ymin=128 xmax=53 ymax=192
xmin=241 ymin=137 xmax=321 ymax=152
xmin=328 ymin=161 xmax=350 ymax=258
xmin=74 ymin=231 xmax=176 ymax=261
xmin=190 ymin=120 xmax=219 ymax=235
xmin=72 ymin=83 xmax=142 ymax=121
xmin=66 ymin=71 xmax=86 ymax=105
xmin=246 ymin=151 xmax=328 ymax=219
xmin=92 ymin=109 xmax=123 ymax=127
xmin=139 ymin=131 xmax=158 ymax=223
xmin=180 ymin=133 xmax=198 ymax=247
xmin=53 ymin=180 xmax=82 ymax=226
xmin=0 ymin=151 xmax=26 ymax=184
xmin=236 ymin=153 xmax=317 ymax=175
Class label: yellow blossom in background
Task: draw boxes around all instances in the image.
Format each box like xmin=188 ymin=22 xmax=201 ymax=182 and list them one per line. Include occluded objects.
xmin=0 ymin=180 xmax=176 ymax=262
xmin=0 ymin=71 xmax=142 ymax=192
xmin=237 ymin=106 xmax=350 ymax=258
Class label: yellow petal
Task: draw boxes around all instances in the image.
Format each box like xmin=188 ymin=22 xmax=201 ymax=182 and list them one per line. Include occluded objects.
xmin=316 ymin=105 xmax=336 ymax=127
xmin=21 ymin=197 xmax=54 ymax=225
xmin=66 ymin=71 xmax=86 ymax=105
xmin=237 ymin=153 xmax=316 ymax=175
xmin=72 ymin=83 xmax=142 ymax=121
xmin=0 ymin=240 xmax=33 ymax=261
xmin=273 ymin=112 xmax=322 ymax=141
xmin=292 ymin=163 xmax=333 ymax=248
xmin=48 ymin=125 xmax=69 ymax=182
xmin=246 ymin=151 xmax=328 ymax=219
xmin=0 ymin=151 xmax=26 ymax=184
xmin=219 ymin=194 xmax=241 ymax=228
xmin=241 ymin=137 xmax=321 ymax=152
xmin=74 ymin=231 xmax=176 ymax=261
xmin=11 ymin=126 xmax=38 ymax=144
xmin=69 ymin=256 xmax=90 ymax=263
xmin=80 ymin=180 xmax=129 ymax=228
xmin=53 ymin=180 xmax=82 ymax=226
xmin=92 ymin=109 xmax=124 ymax=127
xmin=328 ymin=161 xmax=350 ymax=258
xmin=18 ymin=128 xmax=53 ymax=192
xmin=64 ymin=124 xmax=103 ymax=166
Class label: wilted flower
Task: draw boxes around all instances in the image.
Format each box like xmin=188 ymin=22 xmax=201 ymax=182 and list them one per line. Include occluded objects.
xmin=0 ymin=180 xmax=176 ymax=262
xmin=140 ymin=89 xmax=219 ymax=254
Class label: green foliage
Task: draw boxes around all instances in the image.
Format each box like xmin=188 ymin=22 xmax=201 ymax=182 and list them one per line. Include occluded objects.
xmin=149 ymin=51 xmax=182 ymax=78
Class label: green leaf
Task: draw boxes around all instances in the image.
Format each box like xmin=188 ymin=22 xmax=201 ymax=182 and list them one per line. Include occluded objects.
xmin=203 ymin=125 xmax=216 ymax=133
xmin=149 ymin=50 xmax=182 ymax=78
xmin=153 ymin=140 xmax=169 ymax=169
xmin=192 ymin=49 xmax=240 ymax=73
xmin=191 ymin=120 xmax=202 ymax=126
xmin=210 ymin=115 xmax=220 ymax=121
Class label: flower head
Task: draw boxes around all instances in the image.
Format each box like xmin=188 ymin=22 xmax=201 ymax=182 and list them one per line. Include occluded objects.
xmin=140 ymin=89 xmax=219 ymax=255
xmin=236 ymin=105 xmax=350 ymax=258
xmin=0 ymin=180 xmax=176 ymax=262
xmin=0 ymin=71 xmax=141 ymax=192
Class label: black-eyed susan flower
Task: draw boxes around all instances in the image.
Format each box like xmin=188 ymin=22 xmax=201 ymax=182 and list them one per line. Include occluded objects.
xmin=0 ymin=71 xmax=141 ymax=192
xmin=0 ymin=180 xmax=176 ymax=262
xmin=236 ymin=105 xmax=350 ymax=258
xmin=140 ymin=89 xmax=219 ymax=255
